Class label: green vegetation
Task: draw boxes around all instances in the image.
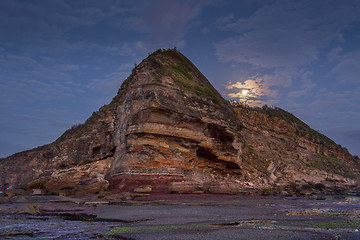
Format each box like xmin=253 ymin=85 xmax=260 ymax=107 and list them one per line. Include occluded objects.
xmin=232 ymin=103 xmax=338 ymax=148
xmin=305 ymin=153 xmax=352 ymax=177
xmin=148 ymin=55 xmax=163 ymax=69
xmin=170 ymin=63 xmax=193 ymax=90
xmin=172 ymin=64 xmax=193 ymax=80
xmin=160 ymin=48 xmax=190 ymax=66
xmin=247 ymin=146 xmax=255 ymax=153
xmin=319 ymin=154 xmax=339 ymax=163
xmin=108 ymin=224 xmax=211 ymax=236
xmin=171 ymin=69 xmax=221 ymax=103
xmin=149 ymin=49 xmax=223 ymax=104
xmin=108 ymin=225 xmax=179 ymax=235
xmin=203 ymin=87 xmax=220 ymax=104
xmin=194 ymin=89 xmax=202 ymax=96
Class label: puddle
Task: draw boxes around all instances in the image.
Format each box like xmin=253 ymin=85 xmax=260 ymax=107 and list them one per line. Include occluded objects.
xmin=212 ymin=220 xmax=276 ymax=226
xmin=0 ymin=215 xmax=121 ymax=239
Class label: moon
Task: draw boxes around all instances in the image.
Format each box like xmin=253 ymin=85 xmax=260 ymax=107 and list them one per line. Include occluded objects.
xmin=241 ymin=89 xmax=249 ymax=95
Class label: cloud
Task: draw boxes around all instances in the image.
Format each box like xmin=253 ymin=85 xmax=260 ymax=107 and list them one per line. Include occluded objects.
xmin=327 ymin=47 xmax=343 ymax=60
xmin=142 ymin=0 xmax=204 ymax=45
xmin=0 ymin=54 xmax=40 ymax=69
xmin=343 ymin=130 xmax=360 ymax=151
xmin=262 ymin=69 xmax=294 ymax=87
xmin=215 ymin=0 xmax=360 ymax=69
xmin=215 ymin=0 xmax=360 ymax=108
xmin=88 ymin=67 xmax=131 ymax=96
xmin=331 ymin=51 xmax=360 ymax=83
xmin=0 ymin=0 xmax=106 ymax=39
xmin=52 ymin=64 xmax=88 ymax=71
xmin=225 ymin=67 xmax=300 ymax=106
xmin=287 ymin=71 xmax=316 ymax=98
xmin=288 ymin=87 xmax=360 ymax=132
xmin=226 ymin=76 xmax=279 ymax=106
xmin=305 ymin=90 xmax=356 ymax=113
xmin=0 ymin=53 xmax=86 ymax=104
xmin=288 ymin=79 xmax=316 ymax=98
xmin=215 ymin=13 xmax=234 ymax=27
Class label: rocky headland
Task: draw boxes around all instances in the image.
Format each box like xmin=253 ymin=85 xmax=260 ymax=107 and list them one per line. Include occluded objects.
xmin=0 ymin=49 xmax=359 ymax=197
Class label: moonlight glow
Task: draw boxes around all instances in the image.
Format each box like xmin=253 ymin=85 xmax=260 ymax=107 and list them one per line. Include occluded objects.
xmin=241 ymin=89 xmax=249 ymax=95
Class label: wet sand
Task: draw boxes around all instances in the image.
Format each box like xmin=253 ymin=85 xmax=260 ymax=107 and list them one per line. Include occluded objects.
xmin=0 ymin=194 xmax=359 ymax=239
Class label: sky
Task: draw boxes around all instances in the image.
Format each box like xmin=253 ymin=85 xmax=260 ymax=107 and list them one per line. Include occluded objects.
xmin=0 ymin=0 xmax=359 ymax=158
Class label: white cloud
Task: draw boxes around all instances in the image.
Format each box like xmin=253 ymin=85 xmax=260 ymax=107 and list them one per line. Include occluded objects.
xmin=226 ymin=75 xmax=279 ymax=106
xmin=216 ymin=0 xmax=360 ymax=109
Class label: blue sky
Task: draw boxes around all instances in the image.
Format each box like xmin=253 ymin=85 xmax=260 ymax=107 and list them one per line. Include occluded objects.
xmin=0 ymin=0 xmax=359 ymax=157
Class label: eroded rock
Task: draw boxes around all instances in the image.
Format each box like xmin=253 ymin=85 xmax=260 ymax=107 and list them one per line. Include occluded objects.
xmin=0 ymin=49 xmax=359 ymax=196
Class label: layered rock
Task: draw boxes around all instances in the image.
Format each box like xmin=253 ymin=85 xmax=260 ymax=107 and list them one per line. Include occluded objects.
xmin=106 ymin=49 xmax=243 ymax=193
xmin=0 ymin=49 xmax=244 ymax=194
xmin=0 ymin=49 xmax=359 ymax=195
xmin=233 ymin=104 xmax=360 ymax=192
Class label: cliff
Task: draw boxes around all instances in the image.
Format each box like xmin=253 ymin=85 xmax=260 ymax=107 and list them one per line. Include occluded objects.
xmin=233 ymin=104 xmax=360 ymax=194
xmin=0 ymin=49 xmax=359 ymax=195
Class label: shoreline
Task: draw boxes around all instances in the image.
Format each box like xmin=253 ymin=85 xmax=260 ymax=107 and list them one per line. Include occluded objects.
xmin=1 ymin=193 xmax=360 ymax=239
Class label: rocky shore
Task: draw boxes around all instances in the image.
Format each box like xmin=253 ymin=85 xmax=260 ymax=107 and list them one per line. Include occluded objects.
xmin=1 ymin=191 xmax=359 ymax=239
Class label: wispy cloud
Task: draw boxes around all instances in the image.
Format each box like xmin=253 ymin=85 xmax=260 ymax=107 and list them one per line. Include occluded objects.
xmin=343 ymin=129 xmax=360 ymax=145
xmin=215 ymin=0 xmax=360 ymax=69
xmin=216 ymin=0 xmax=360 ymax=108
xmin=331 ymin=51 xmax=360 ymax=83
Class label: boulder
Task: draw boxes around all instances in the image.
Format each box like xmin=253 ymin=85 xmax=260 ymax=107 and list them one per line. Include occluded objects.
xmin=32 ymin=189 xmax=44 ymax=195
xmin=205 ymin=181 xmax=242 ymax=195
xmin=74 ymin=177 xmax=109 ymax=196
xmin=26 ymin=177 xmax=48 ymax=190
xmin=133 ymin=185 xmax=152 ymax=193
xmin=4 ymin=189 xmax=26 ymax=198
xmin=169 ymin=182 xmax=202 ymax=194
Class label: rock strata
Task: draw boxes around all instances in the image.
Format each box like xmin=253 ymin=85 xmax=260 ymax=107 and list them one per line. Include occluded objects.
xmin=0 ymin=49 xmax=359 ymax=195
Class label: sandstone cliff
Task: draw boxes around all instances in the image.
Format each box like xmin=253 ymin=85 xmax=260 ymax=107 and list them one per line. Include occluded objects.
xmin=233 ymin=104 xmax=360 ymax=194
xmin=0 ymin=49 xmax=359 ymax=195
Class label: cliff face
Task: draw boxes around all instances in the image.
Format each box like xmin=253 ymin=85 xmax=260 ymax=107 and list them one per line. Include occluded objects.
xmin=0 ymin=107 xmax=116 ymax=194
xmin=106 ymin=49 xmax=243 ymax=192
xmin=0 ymin=49 xmax=359 ymax=195
xmin=0 ymin=49 xmax=243 ymax=194
xmin=233 ymin=105 xmax=360 ymax=192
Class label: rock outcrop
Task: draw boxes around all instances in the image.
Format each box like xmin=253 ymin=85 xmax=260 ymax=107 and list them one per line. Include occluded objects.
xmin=107 ymin=49 xmax=243 ymax=193
xmin=0 ymin=49 xmax=359 ymax=195
xmin=233 ymin=104 xmax=360 ymax=193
